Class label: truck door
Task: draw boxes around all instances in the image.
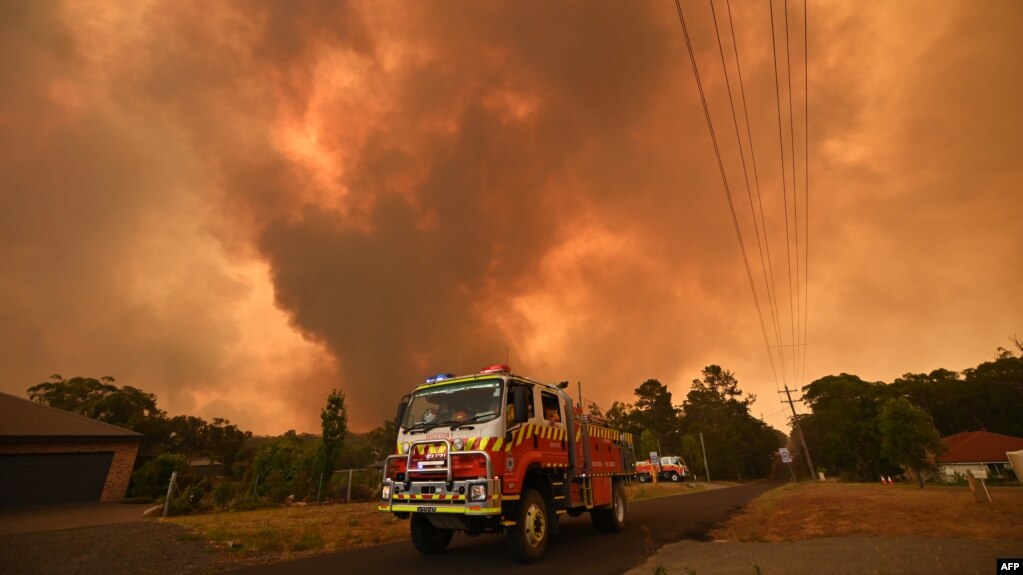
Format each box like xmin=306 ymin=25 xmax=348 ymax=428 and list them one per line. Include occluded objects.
xmin=539 ymin=390 xmax=568 ymax=467
xmin=505 ymin=380 xmax=535 ymax=428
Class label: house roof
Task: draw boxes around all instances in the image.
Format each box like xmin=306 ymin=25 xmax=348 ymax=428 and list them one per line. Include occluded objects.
xmin=0 ymin=391 xmax=143 ymax=441
xmin=937 ymin=430 xmax=1023 ymax=464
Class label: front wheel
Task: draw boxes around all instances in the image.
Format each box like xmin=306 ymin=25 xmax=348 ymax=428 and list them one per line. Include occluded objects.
xmin=591 ymin=481 xmax=627 ymax=533
xmin=410 ymin=513 xmax=454 ymax=554
xmin=506 ymin=489 xmax=549 ymax=563
xmin=669 ymin=472 xmax=681 ymax=482
xmin=637 ymin=473 xmax=650 ymax=483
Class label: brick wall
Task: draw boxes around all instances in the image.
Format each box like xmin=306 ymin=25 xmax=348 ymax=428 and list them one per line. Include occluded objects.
xmin=0 ymin=441 xmax=141 ymax=502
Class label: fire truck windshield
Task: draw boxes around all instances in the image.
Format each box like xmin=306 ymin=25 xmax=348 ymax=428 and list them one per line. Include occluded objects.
xmin=402 ymin=379 xmax=503 ymax=432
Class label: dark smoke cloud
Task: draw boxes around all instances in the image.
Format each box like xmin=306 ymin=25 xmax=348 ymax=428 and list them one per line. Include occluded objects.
xmin=2 ymin=1 xmax=1020 ymax=434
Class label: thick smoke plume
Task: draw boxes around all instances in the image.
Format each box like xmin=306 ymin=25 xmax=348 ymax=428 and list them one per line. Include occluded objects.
xmin=2 ymin=1 xmax=1020 ymax=433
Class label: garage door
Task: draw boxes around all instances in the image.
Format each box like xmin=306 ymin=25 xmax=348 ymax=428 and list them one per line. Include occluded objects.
xmin=0 ymin=452 xmax=114 ymax=508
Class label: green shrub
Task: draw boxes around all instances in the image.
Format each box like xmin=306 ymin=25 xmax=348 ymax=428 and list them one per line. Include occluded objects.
xmin=265 ymin=470 xmax=290 ymax=503
xmin=349 ymin=484 xmax=373 ymax=502
xmin=167 ymin=496 xmax=192 ymax=516
xmin=250 ymin=435 xmax=322 ymax=502
xmin=212 ymin=481 xmax=237 ymax=509
xmin=129 ymin=453 xmax=189 ymax=498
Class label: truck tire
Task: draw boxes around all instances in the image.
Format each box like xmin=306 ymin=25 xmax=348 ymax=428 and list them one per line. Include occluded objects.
xmin=506 ymin=489 xmax=549 ymax=563
xmin=410 ymin=513 xmax=454 ymax=554
xmin=638 ymin=473 xmax=650 ymax=483
xmin=669 ymin=472 xmax=680 ymax=482
xmin=591 ymin=481 xmax=627 ymax=533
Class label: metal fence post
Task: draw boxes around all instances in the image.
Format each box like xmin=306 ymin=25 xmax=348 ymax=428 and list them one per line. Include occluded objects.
xmin=162 ymin=471 xmax=177 ymax=518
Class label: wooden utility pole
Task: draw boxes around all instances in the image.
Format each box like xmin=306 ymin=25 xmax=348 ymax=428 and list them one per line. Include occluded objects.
xmin=699 ymin=432 xmax=711 ymax=482
xmin=781 ymin=385 xmax=816 ymax=479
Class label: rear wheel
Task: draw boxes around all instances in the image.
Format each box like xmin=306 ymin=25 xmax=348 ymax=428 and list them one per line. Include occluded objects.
xmin=591 ymin=481 xmax=627 ymax=533
xmin=506 ymin=489 xmax=548 ymax=563
xmin=410 ymin=513 xmax=454 ymax=554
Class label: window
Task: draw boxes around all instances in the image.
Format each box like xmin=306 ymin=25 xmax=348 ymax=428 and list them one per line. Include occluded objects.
xmin=540 ymin=391 xmax=562 ymax=425
xmin=403 ymin=379 xmax=502 ymax=429
xmin=505 ymin=381 xmax=535 ymax=427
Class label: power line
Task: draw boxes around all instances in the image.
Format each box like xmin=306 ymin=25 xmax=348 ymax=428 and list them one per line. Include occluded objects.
xmin=673 ymin=0 xmax=812 ymax=440
xmin=723 ymin=0 xmax=787 ymax=390
xmin=800 ymin=0 xmax=810 ymax=391
xmin=709 ymin=0 xmax=782 ymax=389
xmin=784 ymin=0 xmax=802 ymax=388
xmin=768 ymin=0 xmax=797 ymax=394
xmin=671 ymin=0 xmax=779 ymax=392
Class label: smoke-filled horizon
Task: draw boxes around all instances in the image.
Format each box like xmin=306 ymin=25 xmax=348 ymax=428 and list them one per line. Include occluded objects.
xmin=2 ymin=1 xmax=1021 ymax=435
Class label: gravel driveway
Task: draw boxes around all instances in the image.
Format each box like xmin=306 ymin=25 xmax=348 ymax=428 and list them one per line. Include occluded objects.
xmin=0 ymin=521 xmax=223 ymax=575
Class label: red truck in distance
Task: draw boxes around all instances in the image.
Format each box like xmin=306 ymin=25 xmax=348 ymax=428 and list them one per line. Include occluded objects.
xmin=635 ymin=455 xmax=689 ymax=482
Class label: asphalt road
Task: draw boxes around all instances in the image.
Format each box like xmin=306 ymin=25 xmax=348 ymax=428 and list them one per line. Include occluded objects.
xmin=228 ymin=481 xmax=780 ymax=575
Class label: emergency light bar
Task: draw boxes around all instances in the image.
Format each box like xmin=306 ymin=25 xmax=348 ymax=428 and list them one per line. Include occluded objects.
xmin=425 ymin=373 xmax=455 ymax=384
xmin=480 ymin=364 xmax=511 ymax=374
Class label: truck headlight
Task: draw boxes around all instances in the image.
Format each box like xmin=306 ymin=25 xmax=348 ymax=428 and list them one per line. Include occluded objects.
xmin=468 ymin=483 xmax=487 ymax=502
xmin=452 ymin=437 xmax=465 ymax=450
xmin=381 ymin=484 xmax=391 ymax=500
xmin=400 ymin=442 xmax=410 ymax=454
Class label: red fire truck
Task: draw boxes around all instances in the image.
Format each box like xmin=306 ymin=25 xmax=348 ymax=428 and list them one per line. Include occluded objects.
xmin=635 ymin=455 xmax=689 ymax=482
xmin=379 ymin=364 xmax=636 ymax=563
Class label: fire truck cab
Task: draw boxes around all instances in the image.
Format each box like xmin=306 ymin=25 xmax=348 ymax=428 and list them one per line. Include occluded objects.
xmin=379 ymin=365 xmax=635 ymax=563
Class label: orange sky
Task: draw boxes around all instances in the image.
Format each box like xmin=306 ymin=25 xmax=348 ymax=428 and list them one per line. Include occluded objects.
xmin=2 ymin=1 xmax=1021 ymax=435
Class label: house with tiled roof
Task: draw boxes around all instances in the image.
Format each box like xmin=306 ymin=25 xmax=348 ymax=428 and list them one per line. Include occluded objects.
xmin=936 ymin=430 xmax=1023 ymax=481
xmin=0 ymin=391 xmax=143 ymax=507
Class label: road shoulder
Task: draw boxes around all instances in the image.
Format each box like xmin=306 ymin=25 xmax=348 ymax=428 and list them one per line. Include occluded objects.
xmin=626 ymin=536 xmax=1021 ymax=575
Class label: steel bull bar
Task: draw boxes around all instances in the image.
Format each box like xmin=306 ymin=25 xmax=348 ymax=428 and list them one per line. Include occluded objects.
xmin=380 ymin=439 xmax=501 ymax=515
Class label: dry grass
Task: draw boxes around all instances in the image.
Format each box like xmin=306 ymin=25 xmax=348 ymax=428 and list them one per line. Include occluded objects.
xmin=166 ymin=502 xmax=408 ymax=558
xmin=165 ymin=480 xmax=708 ymax=558
xmin=627 ymin=480 xmax=709 ymax=502
xmin=712 ymin=482 xmax=1023 ymax=542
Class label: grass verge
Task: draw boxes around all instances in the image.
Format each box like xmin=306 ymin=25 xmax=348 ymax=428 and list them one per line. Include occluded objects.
xmin=711 ymin=481 xmax=1023 ymax=542
xmin=166 ymin=502 xmax=408 ymax=558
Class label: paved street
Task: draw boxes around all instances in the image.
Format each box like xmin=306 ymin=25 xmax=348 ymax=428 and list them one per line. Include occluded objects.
xmin=227 ymin=481 xmax=779 ymax=574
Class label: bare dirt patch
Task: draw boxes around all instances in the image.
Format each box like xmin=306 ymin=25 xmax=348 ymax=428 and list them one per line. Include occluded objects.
xmin=712 ymin=481 xmax=1023 ymax=542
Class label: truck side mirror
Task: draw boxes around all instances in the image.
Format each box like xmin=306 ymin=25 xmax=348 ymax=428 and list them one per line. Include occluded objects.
xmin=396 ymin=394 xmax=411 ymax=427
xmin=512 ymin=387 xmax=529 ymax=424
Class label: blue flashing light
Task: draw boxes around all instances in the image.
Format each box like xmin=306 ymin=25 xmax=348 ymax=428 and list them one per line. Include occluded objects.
xmin=425 ymin=372 xmax=456 ymax=384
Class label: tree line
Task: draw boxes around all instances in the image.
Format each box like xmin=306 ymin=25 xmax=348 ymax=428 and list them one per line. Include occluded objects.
xmin=604 ymin=365 xmax=785 ymax=481
xmin=26 ymin=375 xmax=397 ymax=511
xmin=798 ymin=344 xmax=1023 ymax=483
xmin=32 ymin=343 xmax=1018 ymax=504
xmin=28 ymin=375 xmax=252 ymax=468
